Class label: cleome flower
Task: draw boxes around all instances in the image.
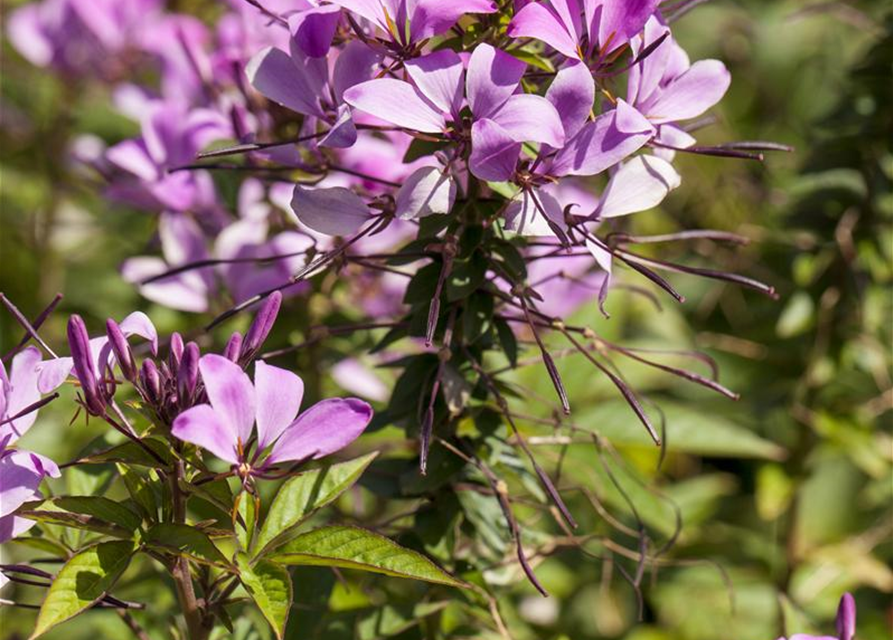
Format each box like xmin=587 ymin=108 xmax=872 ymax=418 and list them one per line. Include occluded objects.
xmin=171 ymin=355 xmax=373 ymax=478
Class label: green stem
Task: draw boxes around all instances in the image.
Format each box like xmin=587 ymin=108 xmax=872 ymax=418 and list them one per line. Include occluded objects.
xmin=169 ymin=460 xmax=212 ymax=640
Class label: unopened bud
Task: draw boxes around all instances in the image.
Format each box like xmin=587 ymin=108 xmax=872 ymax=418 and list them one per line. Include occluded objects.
xmin=106 ymin=319 xmax=136 ymax=382
xmin=140 ymin=359 xmax=162 ymax=406
xmin=223 ymin=332 xmax=243 ymax=362
xmin=67 ymin=315 xmax=104 ymax=415
xmin=169 ymin=332 xmax=184 ymax=370
xmin=178 ymin=342 xmax=200 ymax=406
xmin=240 ymin=291 xmax=282 ymax=361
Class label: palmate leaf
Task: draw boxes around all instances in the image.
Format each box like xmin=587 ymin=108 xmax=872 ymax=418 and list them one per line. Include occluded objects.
xmin=268 ymin=525 xmax=466 ymax=588
xmin=253 ymin=453 xmax=378 ymax=558
xmin=30 ymin=540 xmax=136 ymax=639
xmin=236 ymin=553 xmax=292 ymax=639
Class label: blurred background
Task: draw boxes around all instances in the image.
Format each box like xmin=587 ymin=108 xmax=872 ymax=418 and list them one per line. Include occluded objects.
xmin=1 ymin=0 xmax=891 ymax=638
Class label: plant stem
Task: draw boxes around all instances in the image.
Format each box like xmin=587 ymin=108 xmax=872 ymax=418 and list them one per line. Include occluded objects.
xmin=169 ymin=459 xmax=212 ymax=640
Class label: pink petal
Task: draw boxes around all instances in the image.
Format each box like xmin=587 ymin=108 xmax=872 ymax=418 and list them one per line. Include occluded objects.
xmin=288 ymin=5 xmax=341 ymax=58
xmin=595 ymin=155 xmax=680 ymax=218
xmin=319 ymin=104 xmax=357 ymax=148
xmin=466 ymin=44 xmax=526 ymax=119
xmin=198 ymin=354 xmax=256 ymax=446
xmin=246 ymin=47 xmax=325 ymax=118
xmin=2 ymin=347 xmax=42 ymax=442
xmin=171 ymin=404 xmax=240 ymax=464
xmin=507 ymin=2 xmax=580 ymax=60
xmin=0 ymin=514 xmax=38 ymax=544
xmin=331 ymin=359 xmax=388 ymax=402
xmin=105 ymin=139 xmax=159 ymax=182
xmin=332 ymin=41 xmax=380 ymax=102
xmin=326 ymin=0 xmax=388 ymax=31
xmin=492 ymin=94 xmax=565 ymax=147
xmin=121 ymin=257 xmax=211 ymax=313
xmin=0 ymin=451 xmax=45 ymax=518
xmin=588 ymin=0 xmax=659 ymax=53
xmin=409 ymin=0 xmax=498 ymax=41
xmin=395 ymin=166 xmax=456 ymax=220
xmin=504 ymin=188 xmax=566 ymax=236
xmin=546 ymin=61 xmax=594 ymax=139
xmin=36 ymin=358 xmax=74 ymax=395
xmin=254 ymin=361 xmax=304 ymax=451
xmin=550 ymin=99 xmax=653 ymax=177
xmin=404 ymin=49 xmax=465 ymax=118
xmin=290 ymin=185 xmax=371 ymax=236
xmin=119 ymin=311 xmax=159 ymax=355
xmin=646 ymin=59 xmax=730 ymax=124
xmin=469 ymin=118 xmax=521 ymax=182
xmin=266 ymin=398 xmax=372 ymax=464
xmin=344 ymin=78 xmax=445 ymax=133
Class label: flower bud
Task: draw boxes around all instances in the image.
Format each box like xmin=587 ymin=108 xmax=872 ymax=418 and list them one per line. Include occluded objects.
xmin=67 ymin=315 xmax=104 ymax=415
xmin=223 ymin=332 xmax=243 ymax=362
xmin=169 ymin=332 xmax=184 ymax=370
xmin=140 ymin=359 xmax=162 ymax=406
xmin=178 ymin=342 xmax=200 ymax=406
xmin=240 ymin=291 xmax=282 ymax=361
xmin=106 ymin=319 xmax=136 ymax=382
xmin=836 ymin=593 xmax=856 ymax=640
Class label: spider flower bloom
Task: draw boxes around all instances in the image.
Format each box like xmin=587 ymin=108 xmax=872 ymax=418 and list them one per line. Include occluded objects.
xmin=104 ymin=101 xmax=231 ymax=212
xmin=247 ymin=40 xmax=379 ymax=148
xmin=626 ymin=17 xmax=731 ymax=154
xmin=0 ymin=349 xmax=62 ymax=544
xmin=507 ymin=0 xmax=660 ymax=61
xmin=171 ymin=355 xmax=372 ymax=476
xmin=0 ymin=445 xmax=60 ymax=543
xmin=776 ymin=592 xmax=857 ymax=640
xmin=345 ymin=44 xmax=565 ymax=180
xmin=328 ymin=0 xmax=497 ymax=51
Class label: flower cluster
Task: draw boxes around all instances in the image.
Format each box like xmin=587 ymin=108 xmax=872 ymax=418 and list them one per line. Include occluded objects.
xmin=3 ymin=1 xmax=808 ymax=637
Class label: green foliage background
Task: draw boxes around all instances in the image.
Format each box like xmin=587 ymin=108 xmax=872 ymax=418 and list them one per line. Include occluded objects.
xmin=1 ymin=1 xmax=890 ymax=638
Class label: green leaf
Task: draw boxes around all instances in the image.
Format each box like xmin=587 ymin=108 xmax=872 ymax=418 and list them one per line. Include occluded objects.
xmin=573 ymin=400 xmax=786 ymax=459
xmin=403 ymin=262 xmax=442 ymax=305
xmin=254 ymin=453 xmax=378 ymax=558
xmin=237 ymin=553 xmax=292 ymax=639
xmin=18 ymin=502 xmax=135 ymax=539
xmin=446 ymin=252 xmax=488 ymax=301
xmin=54 ymin=497 xmax=142 ymax=532
xmin=236 ymin=491 xmax=257 ymax=551
xmin=270 ymin=525 xmax=465 ymax=587
xmin=77 ymin=437 xmax=173 ymax=468
xmin=30 ymin=540 xmax=136 ymax=639
xmin=118 ymin=465 xmax=159 ymax=523
xmin=494 ymin=317 xmax=518 ymax=368
xmin=142 ymin=523 xmax=230 ymax=567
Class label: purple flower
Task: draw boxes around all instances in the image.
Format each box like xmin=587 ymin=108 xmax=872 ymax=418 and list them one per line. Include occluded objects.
xmin=626 ymin=16 xmax=731 ymax=155
xmin=104 ymin=101 xmax=231 ymax=212
xmin=122 ymin=182 xmax=312 ymax=312
xmin=507 ymin=0 xmax=659 ymax=61
xmin=0 ymin=348 xmax=50 ymax=444
xmin=36 ymin=312 xmax=159 ymax=411
xmin=499 ymin=61 xmax=669 ymax=236
xmin=171 ymin=355 xmax=373 ymax=475
xmin=0 ymin=446 xmax=60 ymax=544
xmin=328 ymin=0 xmax=497 ymax=50
xmin=776 ymin=592 xmax=857 ymax=640
xmin=344 ymin=44 xmax=565 ymax=181
xmin=247 ymin=40 xmax=379 ymax=149
xmin=0 ymin=349 xmax=62 ymax=545
xmin=7 ymin=0 xmax=163 ymax=75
